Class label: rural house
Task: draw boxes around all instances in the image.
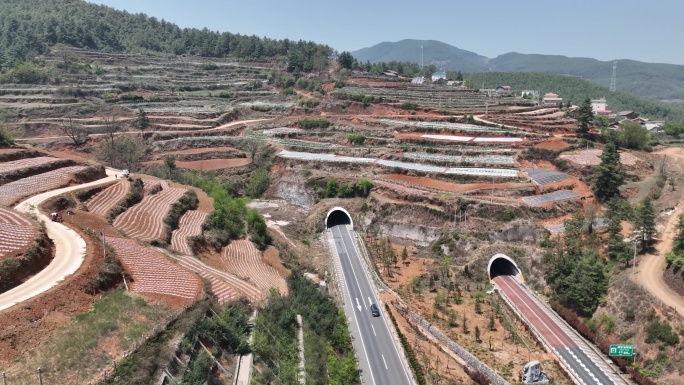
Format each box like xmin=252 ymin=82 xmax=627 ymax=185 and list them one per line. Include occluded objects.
xmin=542 ymin=92 xmax=563 ymax=106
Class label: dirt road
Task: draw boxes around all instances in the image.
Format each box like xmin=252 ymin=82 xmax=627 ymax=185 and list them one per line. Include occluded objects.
xmin=0 ymin=168 xmax=118 ymax=312
xmin=631 ymin=147 xmax=684 ymax=319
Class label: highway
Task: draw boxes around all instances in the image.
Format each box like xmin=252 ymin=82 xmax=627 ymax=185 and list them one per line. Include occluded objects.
xmin=330 ymin=224 xmax=413 ymax=385
xmin=0 ymin=168 xmax=118 ymax=312
xmin=494 ymin=275 xmax=626 ymax=385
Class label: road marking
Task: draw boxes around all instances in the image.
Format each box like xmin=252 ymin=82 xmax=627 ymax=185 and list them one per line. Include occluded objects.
xmin=337 ymin=227 xmax=366 ymax=308
xmin=368 ymin=296 xmax=372 ymax=307
xmin=372 ymin=324 xmax=377 ymax=336
xmin=382 ymin=354 xmax=388 ymax=369
xmin=356 ymin=297 xmax=362 ymax=311
xmin=331 ymin=226 xmax=377 ymax=385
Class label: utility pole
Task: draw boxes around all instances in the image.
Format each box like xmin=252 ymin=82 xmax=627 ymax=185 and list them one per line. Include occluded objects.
xmin=101 ymin=229 xmax=106 ymax=258
xmin=37 ymin=368 xmax=43 ymax=385
xmin=633 ymin=239 xmax=638 ymax=274
xmin=2 ymin=371 xmax=6 ymax=385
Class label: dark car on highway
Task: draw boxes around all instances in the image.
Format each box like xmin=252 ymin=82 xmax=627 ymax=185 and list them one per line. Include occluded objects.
xmin=370 ymin=303 xmax=380 ymax=317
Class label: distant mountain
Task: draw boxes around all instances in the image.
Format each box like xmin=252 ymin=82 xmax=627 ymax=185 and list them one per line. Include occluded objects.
xmin=352 ymin=39 xmax=684 ymax=104
xmin=351 ymin=39 xmax=488 ymax=72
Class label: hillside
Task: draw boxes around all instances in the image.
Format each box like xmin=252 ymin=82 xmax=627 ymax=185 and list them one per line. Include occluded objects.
xmin=467 ymin=72 xmax=684 ymax=120
xmin=352 ymin=39 xmax=684 ymax=104
xmin=0 ymin=0 xmax=332 ymax=73
xmin=351 ymin=39 xmax=487 ymax=72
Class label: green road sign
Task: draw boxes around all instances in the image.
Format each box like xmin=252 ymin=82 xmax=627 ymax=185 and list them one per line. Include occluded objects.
xmin=609 ymin=344 xmax=634 ymax=357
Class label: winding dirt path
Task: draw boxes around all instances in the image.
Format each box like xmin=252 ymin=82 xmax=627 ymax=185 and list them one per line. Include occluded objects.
xmin=0 ymin=168 xmax=118 ymax=312
xmin=631 ymin=147 xmax=684 ymax=319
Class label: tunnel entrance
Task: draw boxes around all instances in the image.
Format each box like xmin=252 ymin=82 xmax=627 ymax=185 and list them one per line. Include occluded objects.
xmin=487 ymin=253 xmax=523 ymax=281
xmin=325 ymin=207 xmax=353 ymax=229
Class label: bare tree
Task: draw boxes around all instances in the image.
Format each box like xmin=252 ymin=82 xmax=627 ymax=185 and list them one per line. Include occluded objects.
xmin=243 ymin=137 xmax=260 ymax=162
xmin=58 ymin=118 xmax=88 ymax=145
xmin=101 ymin=115 xmax=121 ymax=148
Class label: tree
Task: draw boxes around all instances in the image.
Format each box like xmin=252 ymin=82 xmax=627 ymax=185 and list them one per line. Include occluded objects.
xmin=635 ymin=197 xmax=657 ymax=246
xmin=591 ymin=134 xmax=625 ymax=202
xmin=245 ymin=168 xmax=270 ymax=198
xmin=337 ymin=51 xmax=353 ymax=70
xmin=246 ymin=209 xmax=271 ymax=250
xmin=96 ymin=135 xmax=147 ymax=169
xmin=618 ymin=121 xmax=651 ymax=150
xmin=566 ymin=250 xmax=609 ymax=316
xmin=474 ymin=326 xmax=481 ymax=342
xmin=605 ymin=198 xmax=632 ymax=265
xmin=136 ymin=107 xmax=149 ymax=137
xmin=455 ymin=71 xmax=463 ymax=81
xmin=164 ymin=155 xmax=176 ymax=179
xmin=462 ymin=313 xmax=468 ymax=334
xmin=488 ymin=312 xmax=495 ymax=331
xmin=666 ymin=214 xmax=684 ymax=267
xmin=663 ymin=121 xmax=684 ymax=137
xmin=401 ymin=246 xmax=409 ymax=264
xmin=58 ymin=118 xmax=89 ymax=146
xmin=474 ymin=297 xmax=482 ymax=314
xmin=576 ymin=97 xmax=594 ymax=134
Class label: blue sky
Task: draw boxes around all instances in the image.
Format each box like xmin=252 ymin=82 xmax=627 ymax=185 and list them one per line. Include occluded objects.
xmin=89 ymin=0 xmax=682 ymax=65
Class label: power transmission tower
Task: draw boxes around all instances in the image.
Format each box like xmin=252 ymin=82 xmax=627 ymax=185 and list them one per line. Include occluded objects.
xmin=609 ymin=60 xmax=617 ymax=92
xmin=420 ymin=41 xmax=424 ymax=69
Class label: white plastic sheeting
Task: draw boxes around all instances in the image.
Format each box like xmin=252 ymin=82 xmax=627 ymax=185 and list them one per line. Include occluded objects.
xmin=279 ymin=151 xmax=519 ymax=178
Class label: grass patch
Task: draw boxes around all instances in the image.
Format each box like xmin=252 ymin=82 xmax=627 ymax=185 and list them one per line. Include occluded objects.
xmin=6 ymin=290 xmax=174 ymax=385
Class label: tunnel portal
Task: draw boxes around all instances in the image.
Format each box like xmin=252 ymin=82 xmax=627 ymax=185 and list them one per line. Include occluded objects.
xmin=487 ymin=253 xmax=523 ymax=281
xmin=325 ymin=207 xmax=353 ymax=229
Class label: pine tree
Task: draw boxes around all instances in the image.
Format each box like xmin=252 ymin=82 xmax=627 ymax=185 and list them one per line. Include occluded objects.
xmin=577 ymin=97 xmax=595 ymax=134
xmin=591 ymin=134 xmax=625 ymax=202
xmin=474 ymin=297 xmax=482 ymax=314
xmin=605 ymin=198 xmax=630 ymax=266
xmin=462 ymin=313 xmax=468 ymax=334
xmin=666 ymin=214 xmax=684 ymax=267
xmin=136 ymin=107 xmax=149 ymax=137
xmin=401 ymin=246 xmax=409 ymax=264
xmin=475 ymin=326 xmax=481 ymax=342
xmin=636 ymin=197 xmax=657 ymax=246
xmin=488 ymin=312 xmax=495 ymax=331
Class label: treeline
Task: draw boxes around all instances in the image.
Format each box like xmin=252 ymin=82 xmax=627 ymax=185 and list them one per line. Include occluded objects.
xmin=0 ymin=0 xmax=332 ymax=72
xmin=252 ymin=274 xmax=359 ymax=385
xmin=465 ymin=72 xmax=684 ymax=120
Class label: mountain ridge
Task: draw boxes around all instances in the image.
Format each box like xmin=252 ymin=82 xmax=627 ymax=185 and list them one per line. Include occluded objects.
xmin=352 ymin=39 xmax=684 ymax=103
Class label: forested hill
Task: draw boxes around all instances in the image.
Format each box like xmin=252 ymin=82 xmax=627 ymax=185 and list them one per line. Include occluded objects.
xmin=0 ymin=0 xmax=332 ymax=72
xmin=466 ymin=72 xmax=684 ymax=120
xmin=352 ymin=39 xmax=684 ymax=104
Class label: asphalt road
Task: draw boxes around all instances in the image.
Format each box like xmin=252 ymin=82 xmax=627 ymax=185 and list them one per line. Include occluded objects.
xmin=494 ymin=275 xmax=622 ymax=385
xmin=0 ymin=168 xmax=118 ymax=312
xmin=330 ymin=224 xmax=412 ymax=385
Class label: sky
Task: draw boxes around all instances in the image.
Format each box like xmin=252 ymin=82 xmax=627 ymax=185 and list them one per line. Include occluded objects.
xmin=88 ymin=0 xmax=683 ymax=65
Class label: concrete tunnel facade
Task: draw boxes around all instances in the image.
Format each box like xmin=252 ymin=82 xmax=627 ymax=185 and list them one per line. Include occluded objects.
xmin=487 ymin=253 xmax=524 ymax=282
xmin=325 ymin=207 xmax=353 ymax=229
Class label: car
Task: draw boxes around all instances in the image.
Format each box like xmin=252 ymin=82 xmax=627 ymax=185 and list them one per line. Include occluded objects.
xmin=122 ymin=169 xmax=130 ymax=178
xmin=370 ymin=303 xmax=380 ymax=317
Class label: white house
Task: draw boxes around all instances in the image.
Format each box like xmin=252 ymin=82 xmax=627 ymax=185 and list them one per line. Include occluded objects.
xmin=591 ymin=98 xmax=608 ymax=113
xmin=542 ymin=92 xmax=563 ymax=106
xmin=411 ymin=76 xmax=425 ymax=84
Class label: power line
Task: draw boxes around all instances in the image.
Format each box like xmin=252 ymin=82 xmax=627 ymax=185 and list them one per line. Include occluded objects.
xmin=609 ymin=60 xmax=617 ymax=92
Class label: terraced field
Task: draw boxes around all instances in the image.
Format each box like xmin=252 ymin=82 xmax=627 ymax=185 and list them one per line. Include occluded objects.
xmin=0 ymin=207 xmax=36 ymax=260
xmin=85 ymin=180 xmax=130 ymax=217
xmin=106 ymin=237 xmax=201 ymax=301
xmin=222 ymin=239 xmax=287 ymax=295
xmin=0 ymin=166 xmax=88 ymax=206
xmin=0 ymin=156 xmax=63 ymax=175
xmin=113 ymin=186 xmax=187 ymax=241
xmin=170 ymin=210 xmax=209 ymax=255
xmin=164 ymin=252 xmax=261 ymax=303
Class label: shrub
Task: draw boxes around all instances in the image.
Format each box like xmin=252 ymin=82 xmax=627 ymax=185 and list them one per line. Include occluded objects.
xmin=282 ymin=87 xmax=295 ymax=95
xmin=163 ymin=190 xmax=198 ymax=243
xmin=645 ymin=319 xmax=679 ymax=345
xmin=246 ymin=209 xmax=271 ymax=250
xmin=384 ymin=304 xmax=425 ymax=385
xmin=401 ymin=101 xmax=419 ymax=110
xmin=333 ymin=80 xmax=345 ymax=88
xmin=217 ymin=91 xmax=231 ymax=98
xmin=83 ymin=245 xmax=125 ymax=294
xmin=297 ymin=118 xmax=331 ymax=129
xmin=298 ymin=98 xmax=319 ymax=108
xmin=347 ymin=133 xmax=366 ymax=145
